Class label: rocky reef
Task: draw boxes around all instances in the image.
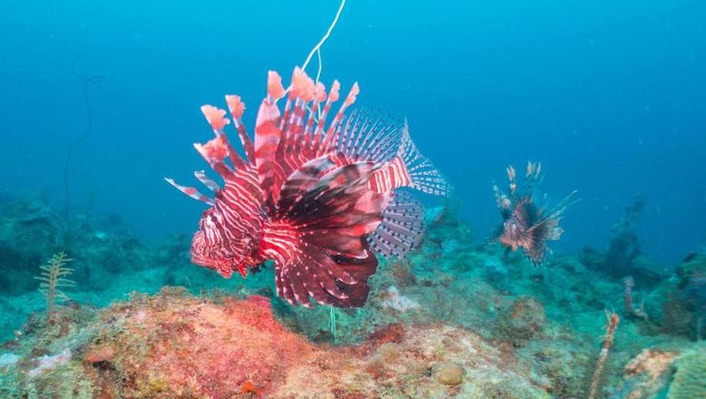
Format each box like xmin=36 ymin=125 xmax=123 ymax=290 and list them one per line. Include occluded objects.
xmin=0 ymin=194 xmax=704 ymax=398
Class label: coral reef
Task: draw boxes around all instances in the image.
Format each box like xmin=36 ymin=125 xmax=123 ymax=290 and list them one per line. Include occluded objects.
xmin=654 ymin=253 xmax=706 ymax=340
xmin=0 ymin=194 xmax=66 ymax=295
xmin=666 ymin=346 xmax=706 ymax=399
xmin=582 ymin=197 xmax=665 ymax=288
xmin=494 ymin=296 xmax=547 ymax=347
xmin=622 ymin=348 xmax=679 ymax=399
xmin=432 ymin=361 xmax=466 ymax=385
xmin=605 ymin=197 xmax=645 ymax=275
xmin=0 ymin=289 xmax=551 ymax=398
xmin=0 ymin=199 xmax=704 ymax=398
xmin=89 ymin=289 xmax=314 ymax=398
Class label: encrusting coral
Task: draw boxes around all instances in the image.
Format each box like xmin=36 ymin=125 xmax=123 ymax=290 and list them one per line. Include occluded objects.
xmin=1 ymin=202 xmax=705 ymax=398
xmin=666 ymin=347 xmax=706 ymax=399
xmin=622 ymin=348 xmax=679 ymax=399
xmin=0 ymin=288 xmax=553 ymax=398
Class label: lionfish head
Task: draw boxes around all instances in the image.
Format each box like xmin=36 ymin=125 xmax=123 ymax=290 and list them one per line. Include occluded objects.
xmin=190 ymin=203 xmax=262 ymax=278
xmin=499 ymin=219 xmax=525 ymax=251
xmin=499 ymin=200 xmax=535 ymax=250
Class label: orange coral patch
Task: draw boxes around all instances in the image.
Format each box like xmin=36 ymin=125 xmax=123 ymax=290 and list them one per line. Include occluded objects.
xmin=109 ymin=291 xmax=315 ymax=397
xmin=85 ymin=344 xmax=116 ymax=364
xmin=240 ymin=381 xmax=263 ymax=398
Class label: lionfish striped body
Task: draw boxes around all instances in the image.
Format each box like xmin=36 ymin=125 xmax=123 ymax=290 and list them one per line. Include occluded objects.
xmin=167 ymin=67 xmax=449 ymax=307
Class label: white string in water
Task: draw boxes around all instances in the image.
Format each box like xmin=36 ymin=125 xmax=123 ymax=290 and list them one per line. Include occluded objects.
xmin=301 ymin=0 xmax=346 ymax=81
xmin=295 ymin=0 xmax=346 ymax=119
xmin=315 ymin=48 xmax=323 ymax=85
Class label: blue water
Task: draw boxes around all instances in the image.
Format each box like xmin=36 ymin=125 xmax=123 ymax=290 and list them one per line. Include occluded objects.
xmin=1 ymin=0 xmax=705 ymax=265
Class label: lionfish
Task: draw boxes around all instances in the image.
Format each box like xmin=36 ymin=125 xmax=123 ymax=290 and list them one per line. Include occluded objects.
xmin=493 ymin=161 xmax=575 ymax=265
xmin=167 ymin=67 xmax=449 ymax=307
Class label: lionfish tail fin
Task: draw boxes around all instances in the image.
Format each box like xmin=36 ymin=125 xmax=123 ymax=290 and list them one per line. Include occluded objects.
xmin=397 ymin=121 xmax=451 ymax=196
xmin=369 ymin=191 xmax=426 ymax=258
xmin=266 ymin=156 xmax=385 ymax=307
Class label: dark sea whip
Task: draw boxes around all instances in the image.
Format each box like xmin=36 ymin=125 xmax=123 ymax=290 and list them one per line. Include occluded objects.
xmin=64 ymin=57 xmax=106 ymax=220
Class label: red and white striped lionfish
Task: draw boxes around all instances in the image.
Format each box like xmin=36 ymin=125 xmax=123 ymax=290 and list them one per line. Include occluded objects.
xmin=493 ymin=162 xmax=575 ymax=265
xmin=167 ymin=68 xmax=449 ymax=307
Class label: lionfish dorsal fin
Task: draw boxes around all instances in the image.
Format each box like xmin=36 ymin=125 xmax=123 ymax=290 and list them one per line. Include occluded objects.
xmin=164 ymin=178 xmax=215 ymax=206
xmin=194 ymin=170 xmax=220 ymax=192
xmin=336 ymin=109 xmax=405 ymax=164
xmin=254 ymin=98 xmax=284 ymax=206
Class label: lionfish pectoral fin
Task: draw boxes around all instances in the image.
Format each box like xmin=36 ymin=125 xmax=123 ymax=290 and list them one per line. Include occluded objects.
xmin=268 ymin=159 xmax=385 ymax=307
xmin=274 ymin=246 xmax=378 ymax=308
xmin=369 ymin=191 xmax=426 ymax=258
xmin=164 ymin=178 xmax=215 ymax=206
xmin=519 ymin=191 xmax=578 ymax=265
xmin=276 ymin=155 xmax=339 ymax=217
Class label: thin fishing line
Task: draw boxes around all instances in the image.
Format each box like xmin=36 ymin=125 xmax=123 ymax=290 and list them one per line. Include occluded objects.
xmin=64 ymin=57 xmax=106 ymax=219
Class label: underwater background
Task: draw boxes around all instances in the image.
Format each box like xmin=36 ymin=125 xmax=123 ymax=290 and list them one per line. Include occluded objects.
xmin=2 ymin=0 xmax=705 ymax=263
xmin=1 ymin=1 xmax=706 ymax=398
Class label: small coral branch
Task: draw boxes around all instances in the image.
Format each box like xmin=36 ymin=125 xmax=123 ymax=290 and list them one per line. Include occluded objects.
xmin=35 ymin=251 xmax=75 ymax=322
xmin=604 ymin=197 xmax=644 ymax=274
xmin=587 ymin=310 xmax=620 ymax=399
xmin=623 ymin=276 xmax=648 ymax=321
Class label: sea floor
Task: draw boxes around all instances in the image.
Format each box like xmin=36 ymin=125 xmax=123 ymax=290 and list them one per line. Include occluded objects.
xmin=0 ymin=194 xmax=704 ymax=398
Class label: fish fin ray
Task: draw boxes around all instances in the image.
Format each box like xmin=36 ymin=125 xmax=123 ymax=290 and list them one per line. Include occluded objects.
xmin=397 ymin=121 xmax=451 ymax=196
xmin=164 ymin=178 xmax=215 ymax=206
xmin=368 ymin=191 xmax=426 ymax=258
xmin=194 ymin=170 xmax=221 ymax=191
xmin=272 ymin=240 xmax=377 ymax=308
xmin=337 ymin=108 xmax=405 ymax=164
xmin=268 ymin=159 xmax=384 ymax=307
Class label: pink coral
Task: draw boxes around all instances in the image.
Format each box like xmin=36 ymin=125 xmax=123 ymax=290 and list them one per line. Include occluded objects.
xmin=97 ymin=290 xmax=314 ymax=398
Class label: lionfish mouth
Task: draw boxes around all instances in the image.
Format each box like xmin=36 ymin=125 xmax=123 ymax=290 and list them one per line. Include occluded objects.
xmin=190 ymin=231 xmax=251 ymax=278
xmin=190 ymin=232 xmax=227 ymax=277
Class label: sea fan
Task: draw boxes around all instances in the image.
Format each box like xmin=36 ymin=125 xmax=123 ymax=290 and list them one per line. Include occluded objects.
xmin=35 ymin=251 xmax=75 ymax=321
